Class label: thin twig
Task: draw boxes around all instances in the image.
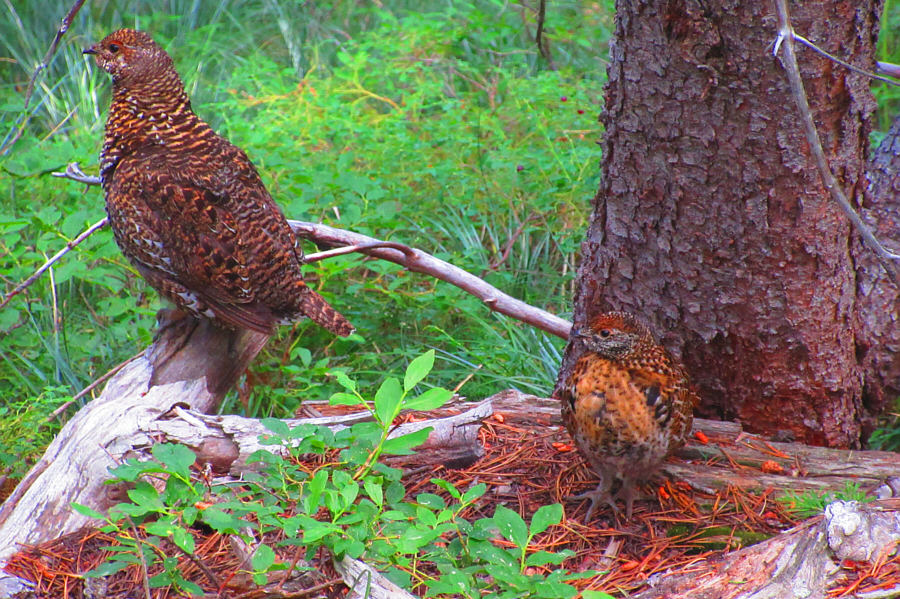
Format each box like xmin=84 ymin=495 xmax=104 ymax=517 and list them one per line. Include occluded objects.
xmin=0 ymin=0 xmax=87 ymax=156
xmin=303 ymin=242 xmax=416 ymax=264
xmin=172 ymin=542 xmax=222 ymax=592
xmin=0 ymin=217 xmax=108 ymax=311
xmin=125 ymin=517 xmax=153 ymax=599
xmin=51 ymin=161 xmax=100 ymax=185
xmin=792 ymin=34 xmax=900 ymax=87
xmin=772 ymin=1 xmax=900 ymax=286
xmin=46 ymin=349 xmax=147 ymax=422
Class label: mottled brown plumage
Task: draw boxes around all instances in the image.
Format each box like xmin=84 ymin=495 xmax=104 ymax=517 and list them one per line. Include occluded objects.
xmin=558 ymin=312 xmax=697 ymax=520
xmin=84 ymin=29 xmax=352 ymax=336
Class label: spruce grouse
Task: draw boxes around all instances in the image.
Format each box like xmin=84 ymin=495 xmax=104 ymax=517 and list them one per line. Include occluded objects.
xmin=557 ymin=311 xmax=697 ymax=520
xmin=84 ymin=29 xmax=353 ymax=336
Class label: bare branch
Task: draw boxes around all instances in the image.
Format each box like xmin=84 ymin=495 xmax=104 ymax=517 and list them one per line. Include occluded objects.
xmin=303 ymin=242 xmax=415 ymax=264
xmin=792 ymin=33 xmax=900 ymax=87
xmin=0 ymin=0 xmax=87 ymax=156
xmin=772 ymin=1 xmax=900 ymax=286
xmin=288 ymin=220 xmax=573 ymax=339
xmin=877 ymin=61 xmax=900 ymax=79
xmin=0 ymin=217 xmax=108 ymax=312
xmin=44 ymin=164 xmax=573 ymax=339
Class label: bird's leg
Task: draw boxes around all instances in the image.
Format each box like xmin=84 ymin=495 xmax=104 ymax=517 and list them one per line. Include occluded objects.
xmin=569 ymin=471 xmax=617 ymax=522
xmin=617 ymin=477 xmax=639 ymax=519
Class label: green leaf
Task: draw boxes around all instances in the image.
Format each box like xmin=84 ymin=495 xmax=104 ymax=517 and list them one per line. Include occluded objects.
xmin=374 ymin=377 xmax=403 ymax=425
xmin=171 ymin=526 xmax=195 ymax=554
xmin=534 ymin=580 xmax=578 ymax=598
xmin=582 ymin=592 xmax=617 ymax=599
xmin=151 ymin=443 xmax=196 ymax=478
xmin=529 ymin=503 xmax=563 ymax=536
xmin=493 ymin=504 xmax=528 ymax=549
xmin=252 ymin=544 xmax=275 ymax=572
xmin=83 ymin=560 xmax=131 ymax=578
xmin=403 ymin=349 xmax=435 ymax=391
xmin=332 ymin=370 xmax=356 ymax=391
xmin=305 ymin=469 xmax=328 ymax=513
xmin=430 ymin=478 xmax=461 ymax=499
xmin=525 ymin=550 xmax=569 ymax=567
xmin=381 ymin=427 xmax=431 ymax=455
xmin=339 ymin=480 xmax=359 ymax=508
xmin=363 ymin=478 xmax=384 ymax=506
xmin=461 ymin=483 xmax=488 ymax=505
xmin=416 ymin=493 xmax=446 ymax=510
xmin=71 ymin=503 xmax=106 ymax=520
xmin=127 ymin=481 xmax=163 ymax=511
xmin=144 ymin=520 xmax=177 ymax=537
xmin=329 ymin=392 xmax=362 ymax=406
xmin=201 ymin=507 xmax=246 ymax=534
xmin=261 ymin=417 xmax=291 ymax=438
xmin=404 ymin=387 xmax=452 ymax=411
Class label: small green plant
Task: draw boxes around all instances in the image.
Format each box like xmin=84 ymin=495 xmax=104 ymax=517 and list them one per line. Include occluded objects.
xmin=778 ymin=481 xmax=872 ymax=519
xmin=0 ymin=386 xmax=69 ymax=478
xmin=73 ymin=351 xmax=589 ymax=596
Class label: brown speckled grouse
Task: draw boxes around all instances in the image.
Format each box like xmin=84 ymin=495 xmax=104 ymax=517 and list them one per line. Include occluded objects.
xmin=84 ymin=29 xmax=353 ymax=336
xmin=558 ymin=312 xmax=697 ymax=520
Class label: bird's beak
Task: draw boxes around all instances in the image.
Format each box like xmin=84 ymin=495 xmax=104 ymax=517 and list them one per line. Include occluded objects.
xmin=572 ymin=326 xmax=588 ymax=339
xmin=83 ymin=45 xmax=97 ymax=55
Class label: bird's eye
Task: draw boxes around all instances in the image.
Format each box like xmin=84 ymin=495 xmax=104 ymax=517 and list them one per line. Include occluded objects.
xmin=599 ymin=329 xmax=611 ymax=338
xmin=109 ymin=43 xmax=120 ymax=53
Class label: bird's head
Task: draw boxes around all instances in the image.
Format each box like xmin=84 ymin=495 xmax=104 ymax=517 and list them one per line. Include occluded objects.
xmin=574 ymin=311 xmax=652 ymax=359
xmin=84 ymin=29 xmax=174 ymax=86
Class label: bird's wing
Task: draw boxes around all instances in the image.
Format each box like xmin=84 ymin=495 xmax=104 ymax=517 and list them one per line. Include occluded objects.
xmin=106 ymin=149 xmax=277 ymax=333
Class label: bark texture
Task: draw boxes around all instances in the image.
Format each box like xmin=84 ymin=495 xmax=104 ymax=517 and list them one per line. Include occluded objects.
xmin=558 ymin=0 xmax=886 ymax=447
xmin=857 ymin=115 xmax=900 ymax=432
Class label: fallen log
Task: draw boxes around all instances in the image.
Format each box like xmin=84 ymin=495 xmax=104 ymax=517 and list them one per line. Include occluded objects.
xmin=631 ymin=499 xmax=900 ymax=599
xmin=2 ymin=370 xmax=899 ymax=596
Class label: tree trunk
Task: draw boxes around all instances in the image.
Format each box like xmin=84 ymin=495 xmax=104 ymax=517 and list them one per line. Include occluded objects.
xmin=857 ymin=114 xmax=900 ymax=435
xmin=557 ymin=0 xmax=888 ymax=448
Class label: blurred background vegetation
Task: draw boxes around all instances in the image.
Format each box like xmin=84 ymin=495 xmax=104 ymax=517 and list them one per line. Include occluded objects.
xmin=0 ymin=0 xmax=898 ymax=476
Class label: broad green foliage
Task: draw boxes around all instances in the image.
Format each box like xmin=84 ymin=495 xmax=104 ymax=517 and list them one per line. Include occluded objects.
xmin=74 ymin=353 xmax=595 ymax=596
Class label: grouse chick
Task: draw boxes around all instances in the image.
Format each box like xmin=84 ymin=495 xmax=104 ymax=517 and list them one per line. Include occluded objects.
xmin=558 ymin=311 xmax=697 ymax=520
xmin=84 ymin=29 xmax=353 ymax=336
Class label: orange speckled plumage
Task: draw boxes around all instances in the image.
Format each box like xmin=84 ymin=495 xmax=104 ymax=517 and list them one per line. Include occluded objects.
xmin=558 ymin=311 xmax=697 ymax=520
xmin=85 ymin=29 xmax=352 ymax=336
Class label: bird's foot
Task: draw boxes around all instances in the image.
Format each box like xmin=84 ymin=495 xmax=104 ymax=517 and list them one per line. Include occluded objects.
xmin=569 ymin=485 xmax=618 ymax=523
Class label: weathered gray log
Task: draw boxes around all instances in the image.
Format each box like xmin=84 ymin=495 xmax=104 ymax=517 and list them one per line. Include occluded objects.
xmin=334 ymin=556 xmax=417 ymax=599
xmin=632 ymin=499 xmax=900 ymax=599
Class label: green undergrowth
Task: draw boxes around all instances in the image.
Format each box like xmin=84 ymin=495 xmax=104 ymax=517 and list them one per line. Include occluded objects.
xmin=778 ymin=482 xmax=873 ymax=520
xmin=74 ymin=352 xmax=612 ymax=597
xmin=0 ymin=1 xmax=610 ymax=431
xmin=2 ymin=0 xmax=900 ymax=466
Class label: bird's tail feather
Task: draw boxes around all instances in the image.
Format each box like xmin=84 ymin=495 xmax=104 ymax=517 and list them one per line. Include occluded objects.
xmin=300 ymin=288 xmax=354 ymax=337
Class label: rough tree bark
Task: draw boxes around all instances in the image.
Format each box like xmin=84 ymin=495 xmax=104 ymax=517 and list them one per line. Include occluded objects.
xmin=857 ymin=114 xmax=900 ymax=433
xmin=556 ymin=0 xmax=892 ymax=448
